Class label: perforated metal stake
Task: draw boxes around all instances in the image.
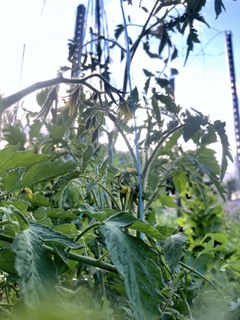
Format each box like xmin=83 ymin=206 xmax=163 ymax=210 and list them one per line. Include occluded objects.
xmin=225 ymin=31 xmax=240 ymax=182
xmin=71 ymin=4 xmax=86 ymax=78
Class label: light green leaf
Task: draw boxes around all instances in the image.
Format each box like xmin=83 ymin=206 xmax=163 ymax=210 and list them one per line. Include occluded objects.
xmin=0 ymin=145 xmax=53 ymax=174
xmin=173 ymin=172 xmax=187 ymax=193
xmin=163 ymin=233 xmax=186 ymax=272
xmin=129 ymin=221 xmax=166 ymax=240
xmin=159 ymin=194 xmax=178 ymax=208
xmin=101 ymin=224 xmax=163 ymax=319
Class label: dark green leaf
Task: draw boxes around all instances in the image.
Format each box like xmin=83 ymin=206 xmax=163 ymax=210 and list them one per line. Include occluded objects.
xmin=131 ymin=86 xmax=139 ymax=102
xmin=214 ymin=0 xmax=226 ymax=18
xmin=101 ymin=224 xmax=163 ymax=319
xmin=82 ymin=144 xmax=94 ymax=172
xmin=163 ymin=233 xmax=186 ymax=272
xmin=144 ymin=77 xmax=151 ymax=94
xmin=213 ymin=120 xmax=233 ymax=181
xmin=114 ymin=24 xmax=124 ymax=40
xmin=12 ymin=229 xmax=58 ymax=308
xmin=0 ymin=249 xmax=16 ymax=274
xmin=29 ymin=223 xmax=82 ymax=249
xmin=143 ymin=69 xmax=153 ymax=77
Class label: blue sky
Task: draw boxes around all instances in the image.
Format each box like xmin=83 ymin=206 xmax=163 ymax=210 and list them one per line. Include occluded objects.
xmin=0 ymin=0 xmax=239 ymax=175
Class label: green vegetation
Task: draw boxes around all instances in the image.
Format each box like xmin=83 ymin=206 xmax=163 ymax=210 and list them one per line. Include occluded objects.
xmin=0 ymin=1 xmax=239 ymax=319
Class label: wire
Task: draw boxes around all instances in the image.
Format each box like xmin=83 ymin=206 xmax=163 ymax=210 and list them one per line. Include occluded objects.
xmin=120 ymin=0 xmax=144 ymax=239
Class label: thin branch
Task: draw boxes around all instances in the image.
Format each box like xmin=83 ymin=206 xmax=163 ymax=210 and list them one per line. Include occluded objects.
xmin=0 ymin=73 xmax=125 ymax=113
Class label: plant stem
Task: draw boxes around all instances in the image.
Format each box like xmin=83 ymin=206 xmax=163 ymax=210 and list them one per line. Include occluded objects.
xmin=142 ymin=125 xmax=183 ymax=179
xmin=0 ymin=234 xmax=118 ymax=274
xmin=74 ymin=222 xmax=101 ymax=244
xmin=108 ymin=113 xmax=137 ymax=165
xmin=122 ymin=0 xmax=162 ymax=92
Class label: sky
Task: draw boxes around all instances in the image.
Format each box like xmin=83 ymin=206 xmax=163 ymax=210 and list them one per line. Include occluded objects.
xmin=0 ymin=0 xmax=239 ymax=176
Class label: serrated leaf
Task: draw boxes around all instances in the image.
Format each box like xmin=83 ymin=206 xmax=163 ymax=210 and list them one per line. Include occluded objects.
xmin=12 ymin=229 xmax=58 ymax=308
xmin=29 ymin=223 xmax=82 ymax=249
xmin=173 ymin=171 xmax=188 ymax=193
xmin=0 ymin=249 xmax=16 ymax=274
xmin=157 ymin=94 xmax=180 ymax=114
xmin=2 ymin=126 xmax=26 ymax=149
xmin=105 ymin=211 xmax=137 ymax=227
xmin=1 ymin=160 xmax=77 ymax=194
xmin=213 ymin=120 xmax=233 ymax=181
xmin=114 ymin=24 xmax=124 ymax=40
xmin=163 ymin=233 xmax=186 ymax=272
xmin=129 ymin=221 xmax=166 ymax=240
xmin=82 ymin=144 xmax=94 ymax=172
xmin=183 ymin=114 xmax=208 ymax=142
xmin=131 ymin=86 xmax=139 ymax=102
xmin=101 ymin=224 xmax=163 ymax=319
xmin=0 ymin=146 xmax=53 ymax=174
xmin=214 ymin=0 xmax=226 ymax=18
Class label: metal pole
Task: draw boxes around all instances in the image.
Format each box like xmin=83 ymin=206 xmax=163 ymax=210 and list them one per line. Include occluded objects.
xmin=225 ymin=31 xmax=240 ymax=185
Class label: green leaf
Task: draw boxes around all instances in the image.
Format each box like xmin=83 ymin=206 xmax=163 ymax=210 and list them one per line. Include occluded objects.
xmin=12 ymin=229 xmax=58 ymax=308
xmin=28 ymin=223 xmax=82 ymax=249
xmin=151 ymin=97 xmax=161 ymax=128
xmin=114 ymin=24 xmax=124 ymax=40
xmin=162 ymin=129 xmax=183 ymax=152
xmin=214 ymin=0 xmax=226 ymax=18
xmin=104 ymin=211 xmax=138 ymax=227
xmin=82 ymin=145 xmax=94 ymax=172
xmin=143 ymin=69 xmax=153 ymax=78
xmin=2 ymin=126 xmax=26 ymax=149
xmin=0 ymin=146 xmax=53 ymax=174
xmin=131 ymin=86 xmax=139 ymax=102
xmin=163 ymin=233 xmax=186 ymax=272
xmin=184 ymin=28 xmax=200 ymax=65
xmin=13 ymin=210 xmax=29 ymax=231
xmin=213 ymin=120 xmax=233 ymax=181
xmin=129 ymin=221 xmax=166 ymax=240
xmin=159 ymin=194 xmax=178 ymax=208
xmin=1 ymin=160 xmax=77 ymax=194
xmin=157 ymin=94 xmax=180 ymax=114
xmin=144 ymin=77 xmax=151 ymax=94
xmin=0 ymin=249 xmax=16 ymax=274
xmin=101 ymin=224 xmax=163 ymax=319
xmin=173 ymin=172 xmax=188 ymax=193
xmin=183 ymin=113 xmax=208 ymax=142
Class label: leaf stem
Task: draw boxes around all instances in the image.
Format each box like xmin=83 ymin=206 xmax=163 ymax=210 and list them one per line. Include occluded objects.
xmin=179 ymin=262 xmax=225 ymax=299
